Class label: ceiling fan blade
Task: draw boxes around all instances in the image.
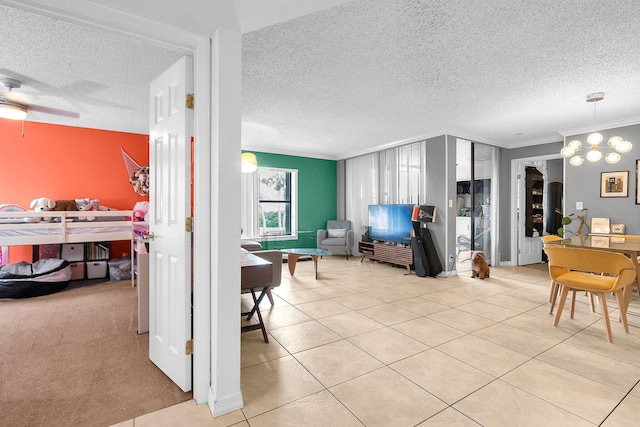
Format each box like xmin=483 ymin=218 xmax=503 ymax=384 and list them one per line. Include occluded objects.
xmin=28 ymin=104 xmax=80 ymax=119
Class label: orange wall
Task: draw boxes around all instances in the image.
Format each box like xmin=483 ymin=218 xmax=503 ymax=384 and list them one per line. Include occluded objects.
xmin=0 ymin=119 xmax=149 ymax=262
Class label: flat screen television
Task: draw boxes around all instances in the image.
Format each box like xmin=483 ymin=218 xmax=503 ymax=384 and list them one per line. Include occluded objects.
xmin=368 ymin=204 xmax=415 ymax=244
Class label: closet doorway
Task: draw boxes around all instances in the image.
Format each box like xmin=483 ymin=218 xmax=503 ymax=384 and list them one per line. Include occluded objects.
xmin=511 ymin=155 xmax=563 ymax=265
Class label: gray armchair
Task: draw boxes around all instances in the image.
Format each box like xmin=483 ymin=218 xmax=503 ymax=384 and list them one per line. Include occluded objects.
xmin=317 ymin=220 xmax=354 ymax=259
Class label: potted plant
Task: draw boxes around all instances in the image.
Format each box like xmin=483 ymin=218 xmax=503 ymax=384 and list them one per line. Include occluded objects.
xmin=556 ymin=208 xmax=589 ymax=237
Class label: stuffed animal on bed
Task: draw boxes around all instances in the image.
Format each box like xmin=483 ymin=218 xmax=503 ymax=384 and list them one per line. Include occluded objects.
xmin=132 ymin=201 xmax=149 ymax=221
xmin=75 ymin=198 xmax=100 ymax=221
xmin=51 ymin=199 xmax=78 ymax=211
xmin=30 ymin=198 xmax=77 ymax=221
xmin=30 ymin=197 xmax=54 ymax=212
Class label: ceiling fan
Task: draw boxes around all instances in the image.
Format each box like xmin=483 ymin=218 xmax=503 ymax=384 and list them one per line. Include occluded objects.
xmin=0 ymin=77 xmax=80 ymax=121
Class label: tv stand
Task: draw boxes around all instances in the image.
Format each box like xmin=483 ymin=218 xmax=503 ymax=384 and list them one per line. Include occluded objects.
xmin=358 ymin=241 xmax=413 ymax=273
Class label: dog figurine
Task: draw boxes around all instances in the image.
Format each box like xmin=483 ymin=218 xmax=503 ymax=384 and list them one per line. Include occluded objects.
xmin=471 ymin=251 xmax=490 ymax=279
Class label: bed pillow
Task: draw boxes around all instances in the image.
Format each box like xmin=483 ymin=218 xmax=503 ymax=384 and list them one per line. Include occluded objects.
xmin=0 ymin=204 xmax=27 ymax=212
xmin=327 ymin=228 xmax=347 ymax=238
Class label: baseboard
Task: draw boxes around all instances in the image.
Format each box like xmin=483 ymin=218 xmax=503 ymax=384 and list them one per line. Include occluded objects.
xmin=208 ymin=388 xmax=243 ymax=416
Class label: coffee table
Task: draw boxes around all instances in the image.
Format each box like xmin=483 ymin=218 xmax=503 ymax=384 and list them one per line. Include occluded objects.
xmin=280 ymin=248 xmax=331 ymax=279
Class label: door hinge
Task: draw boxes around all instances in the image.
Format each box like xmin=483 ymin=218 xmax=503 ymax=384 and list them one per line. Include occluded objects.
xmin=185 ymin=339 xmax=194 ymax=355
xmin=186 ymin=93 xmax=194 ymax=110
xmin=186 ymin=217 xmax=193 ymax=232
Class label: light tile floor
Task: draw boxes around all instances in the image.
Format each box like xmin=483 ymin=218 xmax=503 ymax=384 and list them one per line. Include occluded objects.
xmin=112 ymin=255 xmax=640 ymax=426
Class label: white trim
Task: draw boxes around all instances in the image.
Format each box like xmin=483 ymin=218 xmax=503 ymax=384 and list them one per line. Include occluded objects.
xmin=192 ymin=40 xmax=212 ymax=405
xmin=0 ymin=0 xmax=202 ymax=52
xmin=558 ymin=116 xmax=640 ymax=137
xmin=509 ymin=153 xmax=562 ymax=266
xmin=241 ymin=144 xmax=338 ymax=161
xmin=207 ymin=388 xmax=243 ymax=417
xmin=209 ymin=28 xmax=243 ymax=417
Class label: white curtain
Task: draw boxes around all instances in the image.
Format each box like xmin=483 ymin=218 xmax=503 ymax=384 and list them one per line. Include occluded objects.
xmin=379 ymin=148 xmax=398 ymax=204
xmin=240 ymin=171 xmax=259 ymax=238
xmin=346 ymin=140 xmax=430 ymax=254
xmin=379 ymin=140 xmax=427 ymax=205
xmin=345 ymin=153 xmax=379 ymax=254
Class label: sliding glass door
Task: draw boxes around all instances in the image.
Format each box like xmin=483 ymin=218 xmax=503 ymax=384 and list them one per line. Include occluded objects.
xmin=455 ymin=139 xmax=496 ymax=270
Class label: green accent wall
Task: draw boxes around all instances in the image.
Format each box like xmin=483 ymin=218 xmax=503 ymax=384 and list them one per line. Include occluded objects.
xmin=249 ymin=151 xmax=337 ymax=249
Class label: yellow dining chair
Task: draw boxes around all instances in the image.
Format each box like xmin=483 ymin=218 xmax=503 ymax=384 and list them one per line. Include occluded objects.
xmin=544 ymin=245 xmax=637 ymax=343
xmin=541 ymin=235 xmax=563 ymax=314
xmin=542 ymin=236 xmax=597 ymax=314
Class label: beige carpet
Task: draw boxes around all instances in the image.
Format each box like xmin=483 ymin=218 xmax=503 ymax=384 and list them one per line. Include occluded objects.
xmin=0 ymin=280 xmax=191 ymax=427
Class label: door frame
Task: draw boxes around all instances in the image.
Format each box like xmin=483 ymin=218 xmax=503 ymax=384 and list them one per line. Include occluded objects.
xmin=2 ymin=1 xmax=213 ymax=404
xmin=510 ymin=153 xmax=563 ymax=266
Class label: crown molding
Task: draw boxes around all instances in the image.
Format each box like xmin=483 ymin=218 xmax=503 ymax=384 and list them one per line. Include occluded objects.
xmin=558 ymin=116 xmax=640 ymax=137
xmin=0 ymin=0 xmax=205 ymax=52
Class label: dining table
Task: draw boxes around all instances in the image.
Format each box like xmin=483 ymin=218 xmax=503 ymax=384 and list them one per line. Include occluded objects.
xmin=548 ymin=235 xmax=640 ymax=323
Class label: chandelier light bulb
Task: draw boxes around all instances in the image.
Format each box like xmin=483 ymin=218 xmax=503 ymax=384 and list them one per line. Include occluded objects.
xmin=586 ymin=146 xmax=602 ymax=162
xmin=560 ymin=146 xmax=576 ymax=158
xmin=615 ymin=140 xmax=632 ymax=153
xmin=604 ymin=152 xmax=621 ymax=164
xmin=607 ymin=136 xmax=623 ymax=148
xmin=568 ymin=139 xmax=582 ymax=151
xmin=569 ymin=156 xmax=584 ymax=166
xmin=587 ymin=132 xmax=603 ymax=145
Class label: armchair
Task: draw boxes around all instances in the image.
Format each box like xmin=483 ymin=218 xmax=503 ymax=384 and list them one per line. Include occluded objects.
xmin=317 ymin=220 xmax=354 ymax=259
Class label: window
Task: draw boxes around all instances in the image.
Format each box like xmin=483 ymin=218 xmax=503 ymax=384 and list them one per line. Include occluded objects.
xmin=241 ymin=167 xmax=298 ymax=239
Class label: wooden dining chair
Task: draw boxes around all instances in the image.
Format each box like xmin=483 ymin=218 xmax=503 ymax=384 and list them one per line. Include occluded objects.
xmin=544 ymin=245 xmax=637 ymax=342
xmin=615 ymin=235 xmax=640 ymax=308
xmin=541 ymin=235 xmax=564 ymax=313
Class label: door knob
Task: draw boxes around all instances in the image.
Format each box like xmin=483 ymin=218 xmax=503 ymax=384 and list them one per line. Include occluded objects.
xmin=144 ymin=231 xmax=155 ymax=240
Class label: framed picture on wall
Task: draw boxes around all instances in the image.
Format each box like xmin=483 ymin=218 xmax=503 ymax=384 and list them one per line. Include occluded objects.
xmin=636 ymin=160 xmax=640 ymax=204
xmin=600 ymin=170 xmax=629 ymax=198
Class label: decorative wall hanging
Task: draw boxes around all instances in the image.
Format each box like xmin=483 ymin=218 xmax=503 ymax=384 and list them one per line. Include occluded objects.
xmin=121 ymin=148 xmax=149 ymax=197
xmin=636 ymin=160 xmax=640 ymax=205
xmin=600 ymin=170 xmax=628 ymax=198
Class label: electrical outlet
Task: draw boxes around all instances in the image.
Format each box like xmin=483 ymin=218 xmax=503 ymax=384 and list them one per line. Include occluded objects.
xmin=448 ymin=254 xmax=454 ymax=263
xmin=576 ymin=201 xmax=583 ymax=210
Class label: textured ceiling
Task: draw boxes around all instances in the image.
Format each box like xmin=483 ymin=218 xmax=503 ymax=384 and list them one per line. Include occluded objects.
xmin=2 ymin=0 xmax=640 ymax=160
xmin=242 ymin=0 xmax=640 ymax=158
xmin=0 ymin=4 xmax=183 ymax=135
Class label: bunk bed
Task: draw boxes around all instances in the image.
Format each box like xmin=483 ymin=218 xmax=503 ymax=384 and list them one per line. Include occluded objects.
xmin=0 ymin=210 xmax=135 ymax=246
xmin=0 ymin=210 xmax=137 ymax=286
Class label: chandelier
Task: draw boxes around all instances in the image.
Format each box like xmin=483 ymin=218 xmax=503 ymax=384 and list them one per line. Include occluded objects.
xmin=560 ymin=92 xmax=632 ymax=166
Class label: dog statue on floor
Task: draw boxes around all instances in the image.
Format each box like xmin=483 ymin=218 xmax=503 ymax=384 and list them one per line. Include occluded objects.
xmin=471 ymin=251 xmax=490 ymax=280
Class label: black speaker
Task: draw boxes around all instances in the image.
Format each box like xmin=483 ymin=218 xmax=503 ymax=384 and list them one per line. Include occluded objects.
xmin=419 ymin=228 xmax=443 ymax=277
xmin=411 ymin=236 xmax=430 ymax=277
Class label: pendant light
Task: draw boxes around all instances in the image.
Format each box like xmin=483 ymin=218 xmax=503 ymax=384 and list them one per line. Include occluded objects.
xmin=560 ymin=93 xmax=632 ymax=166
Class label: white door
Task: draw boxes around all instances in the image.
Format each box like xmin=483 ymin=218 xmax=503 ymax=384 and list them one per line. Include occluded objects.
xmin=517 ymin=161 xmax=545 ymax=265
xmin=148 ymin=56 xmax=193 ymax=392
